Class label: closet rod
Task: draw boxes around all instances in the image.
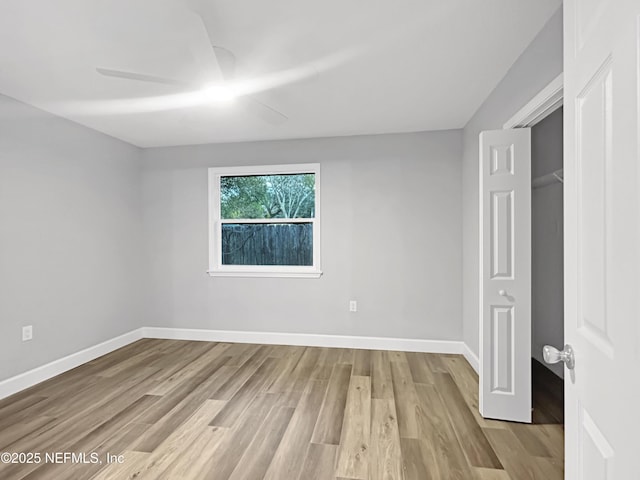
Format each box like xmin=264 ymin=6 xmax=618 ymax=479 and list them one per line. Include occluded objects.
xmin=532 ymin=169 xmax=563 ymax=189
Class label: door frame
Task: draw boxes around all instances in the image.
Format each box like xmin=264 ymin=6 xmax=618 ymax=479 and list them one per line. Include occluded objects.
xmin=503 ymin=73 xmax=564 ymax=130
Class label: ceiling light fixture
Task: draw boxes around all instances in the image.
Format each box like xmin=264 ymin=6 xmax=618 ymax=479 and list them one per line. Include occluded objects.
xmin=200 ymin=84 xmax=237 ymax=104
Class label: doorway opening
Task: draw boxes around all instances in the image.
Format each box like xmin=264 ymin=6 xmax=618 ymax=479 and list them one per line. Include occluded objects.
xmin=530 ymin=107 xmax=564 ymax=426
xmin=479 ymin=72 xmax=566 ymax=428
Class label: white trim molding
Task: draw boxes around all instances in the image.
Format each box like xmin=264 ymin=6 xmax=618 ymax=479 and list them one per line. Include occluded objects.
xmin=207 ymin=270 xmax=322 ymax=279
xmin=0 ymin=328 xmax=144 ymax=400
xmin=0 ymin=327 xmax=480 ymax=401
xmin=144 ymin=327 xmax=475 ymax=361
xmin=462 ymin=343 xmax=480 ymax=374
xmin=503 ymin=73 xmax=563 ymax=129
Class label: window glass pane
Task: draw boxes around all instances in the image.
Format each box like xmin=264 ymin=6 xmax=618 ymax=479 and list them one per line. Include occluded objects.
xmin=221 ymin=223 xmax=313 ymax=266
xmin=220 ymin=173 xmax=315 ymax=219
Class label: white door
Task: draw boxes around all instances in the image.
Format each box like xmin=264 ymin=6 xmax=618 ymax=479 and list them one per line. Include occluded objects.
xmin=562 ymin=0 xmax=640 ymax=478
xmin=479 ymin=128 xmax=532 ymax=423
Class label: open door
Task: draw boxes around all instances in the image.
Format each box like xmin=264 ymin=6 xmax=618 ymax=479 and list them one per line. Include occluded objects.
xmin=561 ymin=0 xmax=640 ymax=477
xmin=479 ymin=128 xmax=531 ymax=423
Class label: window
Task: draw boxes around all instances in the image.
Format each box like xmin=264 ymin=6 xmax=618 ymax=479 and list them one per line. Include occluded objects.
xmin=208 ymin=163 xmax=321 ymax=277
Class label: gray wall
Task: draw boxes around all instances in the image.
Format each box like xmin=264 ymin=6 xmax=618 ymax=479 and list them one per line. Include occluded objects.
xmin=532 ymin=107 xmax=564 ymax=377
xmin=462 ymin=8 xmax=563 ymax=357
xmin=0 ymin=94 xmax=143 ymax=382
xmin=141 ymin=130 xmax=463 ymax=341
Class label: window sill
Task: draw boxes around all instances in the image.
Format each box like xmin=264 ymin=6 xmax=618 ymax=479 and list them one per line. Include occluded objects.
xmin=207 ymin=270 xmax=322 ymax=279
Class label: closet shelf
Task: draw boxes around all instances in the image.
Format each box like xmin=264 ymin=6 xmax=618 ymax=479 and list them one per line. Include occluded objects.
xmin=532 ymin=169 xmax=563 ymax=189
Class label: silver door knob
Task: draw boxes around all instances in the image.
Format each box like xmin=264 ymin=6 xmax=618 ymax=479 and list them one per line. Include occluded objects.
xmin=498 ymin=289 xmax=507 ymax=296
xmin=543 ymin=344 xmax=575 ymax=370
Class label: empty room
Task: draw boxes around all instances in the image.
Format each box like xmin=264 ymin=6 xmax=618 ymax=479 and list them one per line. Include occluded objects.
xmin=1 ymin=0 xmax=639 ymax=479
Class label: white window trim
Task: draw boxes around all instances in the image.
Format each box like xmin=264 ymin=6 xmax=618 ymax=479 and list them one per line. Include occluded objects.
xmin=207 ymin=163 xmax=322 ymax=278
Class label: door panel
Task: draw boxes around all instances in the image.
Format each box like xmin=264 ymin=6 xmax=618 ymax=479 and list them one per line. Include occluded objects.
xmin=491 ymin=191 xmax=514 ymax=279
xmin=576 ymin=58 xmax=614 ymax=357
xmin=564 ymin=0 xmax=640 ymax=477
xmin=579 ymin=407 xmax=614 ymax=480
xmin=491 ymin=305 xmax=514 ymax=393
xmin=479 ymin=128 xmax=531 ymax=423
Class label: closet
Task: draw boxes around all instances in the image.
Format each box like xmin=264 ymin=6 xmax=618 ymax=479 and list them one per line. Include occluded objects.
xmin=531 ymin=106 xmax=564 ymax=423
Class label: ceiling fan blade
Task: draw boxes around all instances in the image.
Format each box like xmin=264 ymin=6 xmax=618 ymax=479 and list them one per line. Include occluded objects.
xmin=240 ymin=96 xmax=288 ymax=125
xmin=190 ymin=11 xmax=227 ymax=83
xmin=96 ymin=67 xmax=190 ymax=87
xmin=212 ymin=46 xmax=237 ymax=81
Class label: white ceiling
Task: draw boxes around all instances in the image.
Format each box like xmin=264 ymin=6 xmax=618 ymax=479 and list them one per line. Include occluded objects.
xmin=0 ymin=0 xmax=561 ymax=147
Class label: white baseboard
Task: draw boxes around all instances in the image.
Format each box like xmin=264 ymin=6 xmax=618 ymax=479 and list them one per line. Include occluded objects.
xmin=462 ymin=343 xmax=480 ymax=374
xmin=0 ymin=328 xmax=144 ymax=401
xmin=143 ymin=326 xmax=468 ymax=356
xmin=0 ymin=327 xmax=479 ymax=401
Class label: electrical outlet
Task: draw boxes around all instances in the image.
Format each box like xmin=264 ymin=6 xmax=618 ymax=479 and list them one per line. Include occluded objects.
xmin=349 ymin=300 xmax=357 ymax=312
xmin=22 ymin=325 xmax=33 ymax=342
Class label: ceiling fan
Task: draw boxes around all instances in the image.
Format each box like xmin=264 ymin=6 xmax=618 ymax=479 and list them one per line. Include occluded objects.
xmin=96 ymin=44 xmax=290 ymax=125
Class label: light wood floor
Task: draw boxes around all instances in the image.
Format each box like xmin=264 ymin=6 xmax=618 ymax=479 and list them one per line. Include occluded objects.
xmin=0 ymin=340 xmax=564 ymax=479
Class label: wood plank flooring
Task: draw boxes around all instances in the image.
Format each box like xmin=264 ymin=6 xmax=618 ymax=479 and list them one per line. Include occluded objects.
xmin=0 ymin=340 xmax=564 ymax=479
